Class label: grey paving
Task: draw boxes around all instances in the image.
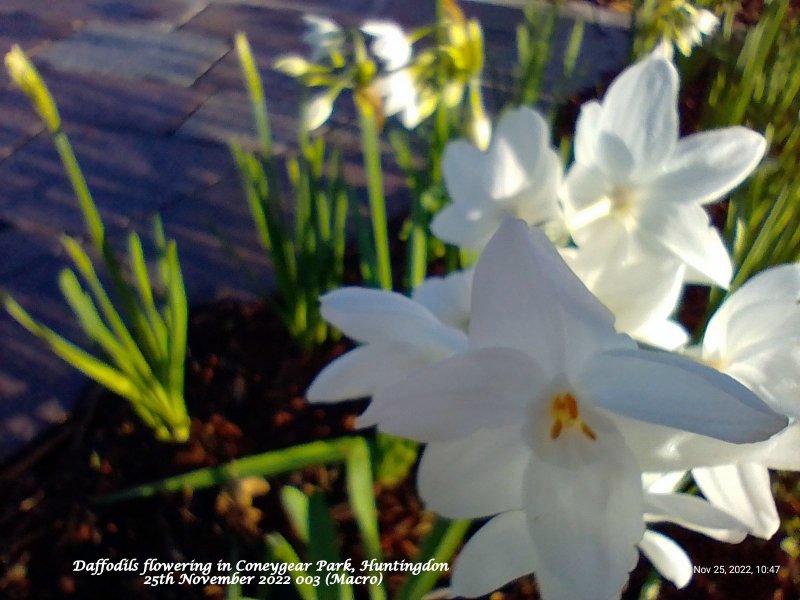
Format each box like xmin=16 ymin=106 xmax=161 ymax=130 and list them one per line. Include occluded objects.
xmin=38 ymin=22 xmax=229 ymax=86
xmin=0 ymin=0 xmax=631 ymax=456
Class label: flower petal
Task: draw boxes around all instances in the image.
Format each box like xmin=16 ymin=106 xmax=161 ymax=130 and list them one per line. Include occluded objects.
xmin=644 ymin=492 xmax=748 ymax=542
xmin=646 ymin=127 xmax=766 ymax=205
xmin=597 ymin=54 xmax=679 ymax=179
xmin=637 ymin=202 xmax=732 ymax=288
xmin=429 ymin=203 xmax=502 ymax=250
xmin=442 ymin=139 xmax=489 ymax=212
xmin=361 ymin=20 xmax=411 ymax=70
xmin=725 ymin=344 xmax=800 ymax=418
xmin=411 ymin=269 xmax=473 ymax=332
xmin=567 ymin=246 xmax=685 ymax=342
xmin=759 ymin=423 xmax=800 ymax=470
xmin=470 ymin=219 xmax=625 ymax=375
xmin=629 ymin=319 xmax=689 ymax=351
xmin=450 ymin=511 xmax=535 ymax=598
xmin=320 ymin=288 xmax=466 ymax=351
xmin=359 ymin=347 xmax=542 ymax=440
xmin=418 ymin=423 xmax=527 ymax=518
xmin=306 ymin=342 xmax=434 ymax=403
xmin=639 ymin=531 xmax=692 ymax=589
xmin=615 ymin=415 xmax=768 ymax=472
xmin=692 ymin=463 xmax=779 ymax=539
xmin=562 ymin=162 xmax=611 ymax=221
xmin=580 ymin=348 xmax=788 ymax=443
xmin=486 ymin=107 xmax=553 ymax=201
xmin=704 ymin=263 xmax=800 ymax=356
xmin=525 ymin=407 xmax=644 ymax=600
xmin=573 ymin=100 xmax=602 ymax=165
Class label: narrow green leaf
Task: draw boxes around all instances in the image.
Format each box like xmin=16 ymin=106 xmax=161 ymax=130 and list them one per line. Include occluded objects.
xmin=2 ymin=293 xmax=141 ymax=401
xmin=395 ymin=517 xmax=470 ymax=600
xmin=308 ymin=491 xmax=343 ymax=600
xmin=99 ymin=438 xmax=353 ymax=502
xmin=128 ymin=232 xmax=168 ymax=359
xmin=281 ymin=486 xmax=310 ymax=543
xmin=265 ymin=533 xmax=317 ymax=600
xmin=235 ymin=32 xmax=273 ymax=156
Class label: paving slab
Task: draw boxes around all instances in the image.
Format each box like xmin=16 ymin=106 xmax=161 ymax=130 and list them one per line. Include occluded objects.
xmin=0 ymin=256 xmax=85 ymax=454
xmin=38 ymin=21 xmax=230 ymax=86
xmin=0 ymin=127 xmax=233 ymax=239
xmin=176 ymin=89 xmax=300 ymax=152
xmin=0 ymin=84 xmax=44 ymax=161
xmin=0 ymin=10 xmax=79 ymax=55
xmin=0 ymin=228 xmax=62 ymax=280
xmin=156 ymin=176 xmax=275 ymax=302
xmin=39 ymin=66 xmax=209 ymax=135
xmin=0 ymin=0 xmax=210 ymax=29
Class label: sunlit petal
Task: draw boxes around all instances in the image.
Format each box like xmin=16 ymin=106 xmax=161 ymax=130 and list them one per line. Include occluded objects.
xmin=693 ymin=463 xmax=779 ymax=539
xmin=639 ymin=531 xmax=692 ymax=589
xmin=646 ymin=128 xmax=766 ymax=205
xmin=581 ymin=349 xmax=787 ymax=443
xmin=419 ymin=422 xmax=527 ymax=518
xmin=525 ymin=407 xmax=644 ymax=600
xmin=359 ymin=347 xmax=542 ymax=439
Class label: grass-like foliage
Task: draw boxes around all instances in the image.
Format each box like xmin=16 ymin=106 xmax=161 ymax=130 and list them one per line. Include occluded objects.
xmin=2 ymin=46 xmax=191 ymax=442
xmin=232 ymin=34 xmax=350 ymax=351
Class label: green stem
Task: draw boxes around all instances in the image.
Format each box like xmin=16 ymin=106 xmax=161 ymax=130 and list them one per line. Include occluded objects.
xmin=236 ymin=32 xmax=272 ymax=157
xmin=356 ymin=96 xmax=392 ymax=290
xmin=53 ymin=133 xmax=105 ymax=256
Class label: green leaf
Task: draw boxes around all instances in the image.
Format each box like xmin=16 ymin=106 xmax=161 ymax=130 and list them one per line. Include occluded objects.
xmin=308 ymin=491 xmax=344 ymax=600
xmin=2 ymin=293 xmax=141 ymax=401
xmin=395 ymin=517 xmax=470 ymax=600
xmin=266 ymin=533 xmax=317 ymax=600
xmin=281 ymin=486 xmax=310 ymax=543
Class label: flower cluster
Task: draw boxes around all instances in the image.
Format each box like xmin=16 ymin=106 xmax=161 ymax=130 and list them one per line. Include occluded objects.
xmin=277 ymin=6 xmax=488 ymax=142
xmin=307 ymin=48 xmax=798 ymax=599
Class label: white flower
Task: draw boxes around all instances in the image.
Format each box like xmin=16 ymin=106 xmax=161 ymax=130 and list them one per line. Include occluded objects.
xmin=561 ymin=240 xmax=689 ymax=350
xmin=371 ymin=69 xmax=434 ymax=129
xmin=306 ymin=288 xmax=468 ymax=403
xmin=675 ymin=8 xmax=719 ymax=56
xmin=359 ymin=220 xmax=785 ymax=599
xmin=563 ymin=51 xmax=766 ymax=288
xmin=431 ymin=108 xmax=563 ymax=251
xmin=689 ymin=264 xmax=800 ymax=539
xmin=302 ymin=91 xmax=335 ymax=131
xmin=360 ymin=20 xmax=412 ymax=71
xmin=302 ymin=14 xmax=345 ymax=62
xmin=411 ymin=269 xmax=473 ymax=332
xmin=639 ymin=472 xmax=748 ymax=589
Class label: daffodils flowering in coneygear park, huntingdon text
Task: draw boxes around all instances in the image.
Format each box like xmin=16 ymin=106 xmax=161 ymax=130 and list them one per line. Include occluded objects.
xmin=307 ymin=38 xmax=800 ymax=600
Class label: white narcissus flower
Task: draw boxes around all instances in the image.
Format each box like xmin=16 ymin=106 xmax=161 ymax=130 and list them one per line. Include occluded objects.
xmin=689 ymin=264 xmax=800 ymax=539
xmin=301 ymin=14 xmax=345 ymax=62
xmin=306 ymin=288 xmax=468 ymax=403
xmin=431 ymin=108 xmax=563 ymax=251
xmin=639 ymin=472 xmax=748 ymax=589
xmin=675 ymin=8 xmax=719 ymax=56
xmin=359 ymin=220 xmax=785 ymax=600
xmin=371 ymin=69 xmax=435 ymax=129
xmin=302 ymin=91 xmax=336 ymax=132
xmin=561 ymin=239 xmax=689 ymax=350
xmin=563 ymin=51 xmax=766 ymax=288
xmin=360 ymin=20 xmax=412 ymax=71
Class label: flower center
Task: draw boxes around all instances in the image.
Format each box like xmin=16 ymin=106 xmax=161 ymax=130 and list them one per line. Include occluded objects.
xmin=609 ymin=185 xmax=639 ymax=219
xmin=549 ymin=392 xmax=597 ymax=441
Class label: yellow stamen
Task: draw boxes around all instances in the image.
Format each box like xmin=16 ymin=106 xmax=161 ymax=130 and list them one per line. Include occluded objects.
xmin=549 ymin=392 xmax=597 ymax=441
